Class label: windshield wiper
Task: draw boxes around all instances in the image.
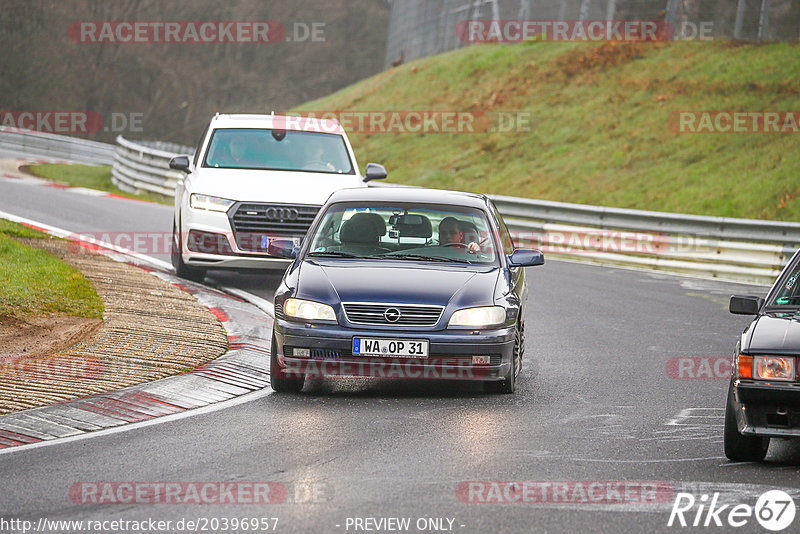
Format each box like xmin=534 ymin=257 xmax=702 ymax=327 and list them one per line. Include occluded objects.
xmin=307 ymin=251 xmax=363 ymax=258
xmin=386 ymin=253 xmax=472 ymax=264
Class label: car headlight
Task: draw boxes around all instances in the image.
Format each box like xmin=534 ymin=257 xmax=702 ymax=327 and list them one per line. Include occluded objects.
xmin=449 ymin=306 xmax=506 ymax=327
xmin=190 ymin=194 xmax=235 ymax=212
xmin=753 ymin=355 xmax=795 ymax=381
xmin=283 ymin=298 xmax=336 ymax=322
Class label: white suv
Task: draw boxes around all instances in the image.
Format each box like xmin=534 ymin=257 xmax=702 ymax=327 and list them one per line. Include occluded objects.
xmin=169 ymin=113 xmax=387 ymax=282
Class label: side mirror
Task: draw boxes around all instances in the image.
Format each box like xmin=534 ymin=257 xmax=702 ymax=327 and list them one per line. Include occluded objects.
xmin=169 ymin=155 xmax=191 ymax=173
xmin=267 ymin=239 xmax=298 ymax=259
xmin=508 ymin=249 xmax=544 ymax=267
xmin=729 ymin=295 xmax=763 ymax=315
xmin=364 ymin=162 xmax=387 ymax=182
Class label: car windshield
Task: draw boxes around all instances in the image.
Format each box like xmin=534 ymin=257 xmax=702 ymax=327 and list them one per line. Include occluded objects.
xmin=307 ymin=202 xmax=499 ymax=265
xmin=768 ymin=262 xmax=800 ymax=307
xmin=203 ymin=128 xmax=354 ymax=174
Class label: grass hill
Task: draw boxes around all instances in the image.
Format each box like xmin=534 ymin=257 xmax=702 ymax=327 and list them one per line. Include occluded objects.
xmin=297 ymin=40 xmax=800 ymax=221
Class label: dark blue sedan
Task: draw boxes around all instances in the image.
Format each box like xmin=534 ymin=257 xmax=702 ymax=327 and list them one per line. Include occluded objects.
xmin=267 ymin=187 xmax=544 ymax=394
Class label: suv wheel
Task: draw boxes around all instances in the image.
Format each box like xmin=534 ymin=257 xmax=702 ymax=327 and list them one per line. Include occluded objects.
xmin=171 ymin=220 xmax=206 ymax=283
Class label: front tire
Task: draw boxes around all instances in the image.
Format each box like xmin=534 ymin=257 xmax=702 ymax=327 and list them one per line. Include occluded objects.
xmin=485 ymin=324 xmax=520 ymax=394
xmin=270 ymin=334 xmax=304 ymax=393
xmin=171 ymin=220 xmax=206 ymax=283
xmin=724 ymin=383 xmax=769 ymax=462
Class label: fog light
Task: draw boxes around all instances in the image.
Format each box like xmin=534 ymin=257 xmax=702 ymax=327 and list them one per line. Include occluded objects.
xmin=472 ymin=356 xmax=490 ymax=365
xmin=187 ymin=230 xmax=233 ymax=255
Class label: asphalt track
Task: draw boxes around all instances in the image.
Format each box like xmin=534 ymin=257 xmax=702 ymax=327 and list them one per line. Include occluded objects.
xmin=1 ymin=170 xmax=799 ymax=534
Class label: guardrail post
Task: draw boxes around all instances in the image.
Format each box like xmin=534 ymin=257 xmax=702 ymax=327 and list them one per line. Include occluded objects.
xmin=758 ymin=0 xmax=771 ymax=41
xmin=734 ymin=0 xmax=747 ymax=39
xmin=579 ymin=0 xmax=592 ymax=21
xmin=605 ymin=0 xmax=617 ymax=20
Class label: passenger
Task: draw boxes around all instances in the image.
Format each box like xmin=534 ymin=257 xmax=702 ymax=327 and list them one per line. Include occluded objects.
xmin=438 ymin=217 xmax=460 ymax=245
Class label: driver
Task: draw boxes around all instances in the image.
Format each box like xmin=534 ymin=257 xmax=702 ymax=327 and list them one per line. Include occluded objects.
xmin=303 ymin=139 xmax=336 ymax=172
xmin=228 ymin=135 xmax=248 ymax=163
xmin=439 ymin=217 xmax=480 ymax=253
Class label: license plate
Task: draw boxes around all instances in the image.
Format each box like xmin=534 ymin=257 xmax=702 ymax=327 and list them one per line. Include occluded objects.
xmin=260 ymin=236 xmax=276 ymax=249
xmin=352 ymin=338 xmax=429 ymax=358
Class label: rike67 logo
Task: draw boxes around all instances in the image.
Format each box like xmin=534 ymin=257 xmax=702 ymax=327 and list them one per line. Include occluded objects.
xmin=668 ymin=490 xmax=796 ymax=531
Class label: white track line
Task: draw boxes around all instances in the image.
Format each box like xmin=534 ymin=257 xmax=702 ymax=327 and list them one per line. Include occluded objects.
xmin=0 ymin=388 xmax=272 ymax=456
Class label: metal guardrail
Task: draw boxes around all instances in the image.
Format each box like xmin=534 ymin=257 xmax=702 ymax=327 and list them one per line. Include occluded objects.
xmin=0 ymin=127 xmax=114 ymax=165
xmin=110 ymin=135 xmax=797 ymax=284
xmin=111 ymin=135 xmax=193 ymax=197
xmin=4 ymin=130 xmax=793 ymax=285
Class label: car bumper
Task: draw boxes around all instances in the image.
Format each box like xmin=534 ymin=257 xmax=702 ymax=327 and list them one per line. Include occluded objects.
xmin=181 ymin=210 xmax=292 ymax=270
xmin=273 ymin=319 xmax=516 ymax=382
xmin=732 ymin=379 xmax=800 ymax=438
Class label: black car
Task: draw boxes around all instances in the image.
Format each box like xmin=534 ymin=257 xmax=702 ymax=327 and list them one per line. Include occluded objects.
xmin=267 ymin=187 xmax=544 ymax=394
xmin=725 ymin=250 xmax=800 ymax=461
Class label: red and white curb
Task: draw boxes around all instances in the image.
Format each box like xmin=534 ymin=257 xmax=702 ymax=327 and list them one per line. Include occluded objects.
xmin=0 ymin=211 xmax=275 ymax=452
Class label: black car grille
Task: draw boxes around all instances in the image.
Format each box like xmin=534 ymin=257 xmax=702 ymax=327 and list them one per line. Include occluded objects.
xmin=342 ymin=303 xmax=444 ymax=327
xmin=230 ymin=203 xmax=320 ymax=252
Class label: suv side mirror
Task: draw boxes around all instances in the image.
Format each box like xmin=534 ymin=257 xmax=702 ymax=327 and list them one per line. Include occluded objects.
xmin=364 ymin=163 xmax=387 ymax=182
xmin=729 ymin=295 xmax=763 ymax=315
xmin=508 ymin=249 xmax=544 ymax=267
xmin=169 ymin=155 xmax=192 ymax=173
xmin=267 ymin=239 xmax=298 ymax=259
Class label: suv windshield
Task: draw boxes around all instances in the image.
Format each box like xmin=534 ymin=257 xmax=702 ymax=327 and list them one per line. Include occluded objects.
xmin=203 ymin=128 xmax=354 ymax=174
xmin=307 ymin=202 xmax=499 ymax=265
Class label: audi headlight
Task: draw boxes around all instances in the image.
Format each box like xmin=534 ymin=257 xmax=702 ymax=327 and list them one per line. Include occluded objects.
xmin=284 ymin=298 xmax=336 ymax=322
xmin=449 ymin=306 xmax=506 ymax=328
xmin=190 ymin=194 xmax=235 ymax=212
xmin=753 ymin=355 xmax=795 ymax=381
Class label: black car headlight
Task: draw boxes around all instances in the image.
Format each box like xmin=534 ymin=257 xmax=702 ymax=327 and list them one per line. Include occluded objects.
xmin=753 ymin=355 xmax=795 ymax=381
xmin=284 ymin=298 xmax=336 ymax=322
xmin=448 ymin=306 xmax=505 ymax=328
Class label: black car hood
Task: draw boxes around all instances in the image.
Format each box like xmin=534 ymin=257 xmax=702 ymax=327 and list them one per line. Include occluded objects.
xmin=296 ymin=260 xmax=499 ymax=308
xmin=747 ymin=314 xmax=800 ymax=354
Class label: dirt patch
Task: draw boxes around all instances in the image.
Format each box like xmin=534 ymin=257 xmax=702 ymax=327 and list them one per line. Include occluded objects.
xmin=0 ymin=159 xmax=32 ymax=178
xmin=551 ymin=42 xmax=651 ymax=78
xmin=0 ymin=238 xmax=229 ymax=415
xmin=0 ymin=315 xmax=102 ymax=358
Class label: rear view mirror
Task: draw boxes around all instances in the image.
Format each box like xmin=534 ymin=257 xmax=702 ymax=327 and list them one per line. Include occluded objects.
xmin=508 ymin=249 xmax=544 ymax=267
xmin=169 ymin=155 xmax=191 ymax=173
xmin=364 ymin=163 xmax=387 ymax=182
xmin=729 ymin=295 xmax=763 ymax=315
xmin=267 ymin=239 xmax=298 ymax=259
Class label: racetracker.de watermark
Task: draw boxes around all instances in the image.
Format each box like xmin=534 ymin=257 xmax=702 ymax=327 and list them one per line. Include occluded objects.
xmin=0 ymin=111 xmax=142 ymax=134
xmin=457 ymin=481 xmax=674 ymax=504
xmin=666 ymin=357 xmax=731 ymax=380
xmin=69 ymin=482 xmax=286 ymax=505
xmin=279 ymin=358 xmax=492 ymax=380
xmin=62 ymin=230 xmax=715 ymax=257
xmin=68 ymin=21 xmax=326 ymax=43
xmin=457 ymin=20 xmax=714 ymax=43
xmin=0 ymin=354 xmax=103 ymax=381
xmin=669 ymin=111 xmax=800 ymax=134
xmin=276 ymin=111 xmax=533 ymax=134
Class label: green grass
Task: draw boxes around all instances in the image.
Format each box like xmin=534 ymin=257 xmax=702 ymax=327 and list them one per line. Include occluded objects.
xmin=0 ymin=221 xmax=103 ymax=318
xmin=25 ymin=163 xmax=171 ymax=205
xmin=297 ymin=40 xmax=800 ymax=221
